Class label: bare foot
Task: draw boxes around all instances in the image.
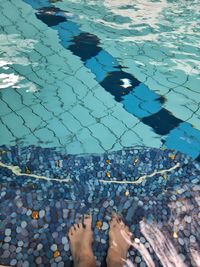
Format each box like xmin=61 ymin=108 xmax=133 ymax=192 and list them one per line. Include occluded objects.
xmin=106 ymin=214 xmax=132 ymax=267
xmin=68 ymin=215 xmax=96 ymax=267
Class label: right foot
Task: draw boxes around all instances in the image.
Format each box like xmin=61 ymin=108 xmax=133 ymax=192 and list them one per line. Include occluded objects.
xmin=106 ymin=214 xmax=132 ymax=266
xmin=68 ymin=215 xmax=96 ymax=266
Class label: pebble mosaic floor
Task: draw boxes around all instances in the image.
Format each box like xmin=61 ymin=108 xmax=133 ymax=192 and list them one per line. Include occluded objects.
xmin=0 ymin=146 xmax=200 ymax=267
xmin=0 ymin=0 xmax=200 ymax=266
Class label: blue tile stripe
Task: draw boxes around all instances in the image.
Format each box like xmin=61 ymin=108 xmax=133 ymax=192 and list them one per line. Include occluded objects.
xmin=164 ymin=123 xmax=200 ymax=159
xmin=22 ymin=0 xmax=200 ymax=159
xmin=85 ymin=50 xmax=120 ymax=82
xmin=122 ymin=83 xmax=163 ymax=118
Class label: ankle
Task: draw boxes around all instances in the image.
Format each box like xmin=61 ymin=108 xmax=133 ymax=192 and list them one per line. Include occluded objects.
xmin=75 ymin=253 xmax=95 ymax=262
xmin=106 ymin=248 xmax=127 ymax=266
xmin=75 ymin=256 xmax=96 ymax=267
xmin=107 ymin=246 xmax=127 ymax=259
xmin=106 ymin=255 xmax=125 ymax=267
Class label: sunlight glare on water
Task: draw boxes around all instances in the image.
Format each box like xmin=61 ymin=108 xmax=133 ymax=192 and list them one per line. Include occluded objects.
xmin=0 ymin=34 xmax=38 ymax=91
xmin=64 ymin=0 xmax=200 ymax=76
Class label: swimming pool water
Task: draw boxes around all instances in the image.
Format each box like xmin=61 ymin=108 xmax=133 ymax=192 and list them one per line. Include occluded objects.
xmin=0 ymin=0 xmax=200 ymax=266
xmin=0 ymin=0 xmax=200 ymax=158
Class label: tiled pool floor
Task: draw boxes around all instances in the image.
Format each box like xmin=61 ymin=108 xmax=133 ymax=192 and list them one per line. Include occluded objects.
xmin=0 ymin=146 xmax=200 ymax=266
xmin=0 ymin=0 xmax=200 ymax=266
xmin=0 ymin=0 xmax=200 ymax=158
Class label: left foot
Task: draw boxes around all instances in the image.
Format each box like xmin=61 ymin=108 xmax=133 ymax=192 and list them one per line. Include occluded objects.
xmin=68 ymin=215 xmax=96 ymax=266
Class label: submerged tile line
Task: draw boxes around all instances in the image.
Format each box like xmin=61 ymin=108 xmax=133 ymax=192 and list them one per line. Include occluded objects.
xmin=0 ymin=116 xmax=17 ymax=140
xmin=0 ymin=94 xmax=42 ymax=142
xmin=1 ymin=89 xmax=64 ymax=147
xmin=1 ymin=0 xmax=199 ymax=157
xmin=99 ymin=163 xmax=180 ymax=184
xmin=1 ymin=2 xmax=115 ymax=152
xmin=6 ymin=65 xmax=85 ymax=148
xmin=22 ymin=0 xmax=200 ymax=159
xmin=22 ymin=2 xmax=170 ymax=123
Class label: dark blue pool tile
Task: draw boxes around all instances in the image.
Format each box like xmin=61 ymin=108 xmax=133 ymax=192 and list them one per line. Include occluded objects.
xmin=100 ymin=71 xmax=140 ymax=102
xmin=68 ymin=33 xmax=102 ymax=61
xmin=141 ymin=108 xmax=183 ymax=135
xmin=36 ymin=7 xmax=67 ymax=27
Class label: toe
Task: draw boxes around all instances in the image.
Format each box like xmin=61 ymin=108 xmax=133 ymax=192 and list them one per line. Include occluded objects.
xmin=111 ymin=213 xmax=119 ymax=222
xmin=125 ymin=226 xmax=130 ymax=234
xmin=75 ymin=223 xmax=80 ymax=230
xmin=119 ymin=219 xmax=125 ymax=227
xmin=112 ymin=213 xmax=122 ymax=224
xmin=109 ymin=218 xmax=117 ymax=228
xmin=111 ymin=212 xmax=118 ymax=219
xmin=84 ymin=214 xmax=92 ymax=228
xmin=68 ymin=226 xmax=74 ymax=237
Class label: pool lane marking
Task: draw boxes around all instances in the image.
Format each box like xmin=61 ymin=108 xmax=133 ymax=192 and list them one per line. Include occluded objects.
xmin=99 ymin=163 xmax=180 ymax=184
xmin=0 ymin=161 xmax=71 ymax=183
xmin=21 ymin=1 xmax=200 ymax=159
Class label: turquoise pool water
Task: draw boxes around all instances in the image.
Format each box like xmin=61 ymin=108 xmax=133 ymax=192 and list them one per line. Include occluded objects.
xmin=0 ymin=1 xmax=200 ymax=267
xmin=0 ymin=0 xmax=200 ymax=158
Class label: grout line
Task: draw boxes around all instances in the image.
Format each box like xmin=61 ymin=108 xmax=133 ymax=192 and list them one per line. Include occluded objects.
xmin=0 ymin=161 xmax=71 ymax=183
xmin=99 ymin=163 xmax=180 ymax=184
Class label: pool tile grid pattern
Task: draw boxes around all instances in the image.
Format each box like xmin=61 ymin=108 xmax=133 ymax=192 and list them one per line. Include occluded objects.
xmin=22 ymin=0 xmax=200 ymax=160
xmin=59 ymin=0 xmax=200 ymax=130
xmin=0 ymin=0 xmax=200 ymax=159
xmin=0 ymin=146 xmax=200 ymax=266
xmin=0 ymin=0 xmax=162 ymax=155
